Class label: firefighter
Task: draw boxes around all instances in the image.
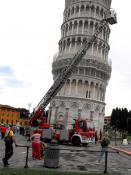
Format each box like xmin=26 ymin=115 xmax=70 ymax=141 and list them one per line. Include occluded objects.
xmin=30 ymin=129 xmax=41 ymax=159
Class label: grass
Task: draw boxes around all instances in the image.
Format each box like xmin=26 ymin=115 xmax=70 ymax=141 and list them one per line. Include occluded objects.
xmin=0 ymin=168 xmax=105 ymax=175
xmin=127 ymin=135 xmax=131 ymax=141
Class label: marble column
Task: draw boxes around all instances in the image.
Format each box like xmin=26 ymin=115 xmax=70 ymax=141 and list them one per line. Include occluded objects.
xmin=48 ymin=107 xmax=52 ymax=124
xmin=64 ymin=108 xmax=69 ymax=129
xmin=54 ymin=106 xmax=58 ymax=123
xmin=78 ymin=108 xmax=82 ymax=120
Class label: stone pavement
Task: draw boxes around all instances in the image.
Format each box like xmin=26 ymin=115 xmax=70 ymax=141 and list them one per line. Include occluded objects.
xmin=0 ymin=134 xmax=131 ymax=175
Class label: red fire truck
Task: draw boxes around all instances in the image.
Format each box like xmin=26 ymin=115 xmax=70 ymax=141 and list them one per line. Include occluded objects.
xmin=30 ymin=110 xmax=95 ymax=146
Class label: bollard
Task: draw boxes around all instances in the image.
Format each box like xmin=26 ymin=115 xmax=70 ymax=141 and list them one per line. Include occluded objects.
xmin=44 ymin=144 xmax=60 ymax=168
xmin=24 ymin=146 xmax=29 ymax=168
xmin=103 ymin=151 xmax=108 ymax=174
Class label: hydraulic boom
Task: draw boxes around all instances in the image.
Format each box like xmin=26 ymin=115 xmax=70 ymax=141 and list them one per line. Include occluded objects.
xmin=30 ymin=9 xmax=117 ymax=125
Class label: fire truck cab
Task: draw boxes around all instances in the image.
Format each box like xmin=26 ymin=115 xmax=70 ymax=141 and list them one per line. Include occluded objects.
xmin=56 ymin=119 xmax=95 ymax=146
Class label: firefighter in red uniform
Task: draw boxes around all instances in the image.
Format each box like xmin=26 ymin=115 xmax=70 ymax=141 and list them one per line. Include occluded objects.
xmin=30 ymin=129 xmax=41 ymax=159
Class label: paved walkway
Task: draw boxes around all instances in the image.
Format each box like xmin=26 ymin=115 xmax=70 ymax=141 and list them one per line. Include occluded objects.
xmin=0 ymin=135 xmax=131 ymax=175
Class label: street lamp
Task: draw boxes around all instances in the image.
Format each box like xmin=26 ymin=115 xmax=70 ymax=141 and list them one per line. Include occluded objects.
xmin=28 ymin=103 xmax=32 ymax=113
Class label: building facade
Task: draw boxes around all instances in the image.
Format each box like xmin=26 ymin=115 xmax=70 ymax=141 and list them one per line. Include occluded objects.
xmin=48 ymin=0 xmax=112 ymax=131
xmin=0 ymin=105 xmax=29 ymax=126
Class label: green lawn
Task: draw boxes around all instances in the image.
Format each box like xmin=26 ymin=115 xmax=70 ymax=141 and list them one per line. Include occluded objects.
xmin=127 ymin=135 xmax=131 ymax=141
xmin=0 ymin=168 xmax=106 ymax=175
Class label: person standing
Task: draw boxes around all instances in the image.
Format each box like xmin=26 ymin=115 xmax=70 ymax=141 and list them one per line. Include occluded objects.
xmin=30 ymin=129 xmax=41 ymax=159
xmin=16 ymin=125 xmax=20 ymax=134
xmin=0 ymin=130 xmax=1 ymax=140
xmin=98 ymin=135 xmax=110 ymax=163
xmin=95 ymin=130 xmax=98 ymax=144
xmin=2 ymin=126 xmax=17 ymax=167
xmin=1 ymin=125 xmax=6 ymax=139
xmin=99 ymin=128 xmax=103 ymax=141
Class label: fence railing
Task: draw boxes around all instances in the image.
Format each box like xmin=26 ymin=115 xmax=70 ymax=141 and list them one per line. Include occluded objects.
xmin=16 ymin=144 xmax=119 ymax=174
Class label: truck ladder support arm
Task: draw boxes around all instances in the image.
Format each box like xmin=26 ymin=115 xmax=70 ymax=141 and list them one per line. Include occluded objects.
xmin=31 ymin=10 xmax=117 ymax=123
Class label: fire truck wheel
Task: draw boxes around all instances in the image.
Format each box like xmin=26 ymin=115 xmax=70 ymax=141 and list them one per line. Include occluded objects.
xmin=57 ymin=140 xmax=63 ymax=144
xmin=71 ymin=136 xmax=81 ymax=146
xmin=44 ymin=139 xmax=51 ymax=143
xmin=82 ymin=143 xmax=88 ymax=147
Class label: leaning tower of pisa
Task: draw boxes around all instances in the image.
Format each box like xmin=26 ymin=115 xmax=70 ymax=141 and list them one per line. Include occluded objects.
xmin=48 ymin=0 xmax=112 ymax=131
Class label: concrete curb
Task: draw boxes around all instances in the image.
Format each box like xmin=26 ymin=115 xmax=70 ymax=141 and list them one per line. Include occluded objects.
xmin=110 ymin=145 xmax=131 ymax=156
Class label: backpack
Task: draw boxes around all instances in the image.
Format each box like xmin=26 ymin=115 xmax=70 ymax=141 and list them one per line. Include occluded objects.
xmin=4 ymin=131 xmax=13 ymax=145
xmin=101 ymin=138 xmax=110 ymax=147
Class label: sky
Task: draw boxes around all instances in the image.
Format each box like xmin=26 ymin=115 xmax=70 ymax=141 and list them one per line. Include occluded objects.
xmin=0 ymin=0 xmax=131 ymax=115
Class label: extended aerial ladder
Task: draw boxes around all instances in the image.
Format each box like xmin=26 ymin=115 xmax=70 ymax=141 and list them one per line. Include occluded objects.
xmin=30 ymin=9 xmax=117 ymax=126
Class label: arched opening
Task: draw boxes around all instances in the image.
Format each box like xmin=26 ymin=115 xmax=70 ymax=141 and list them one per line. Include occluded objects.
xmin=72 ymin=37 xmax=75 ymax=49
xmin=100 ymin=9 xmax=104 ymax=18
xmin=90 ymin=21 xmax=94 ymax=34
xmin=80 ymin=5 xmax=85 ymax=13
xmin=96 ymin=6 xmax=99 ymax=16
xmin=68 ymin=9 xmax=70 ymax=18
xmin=86 ymin=90 xmax=88 ymax=98
xmin=67 ymin=38 xmax=70 ymax=48
xmin=78 ymin=80 xmax=83 ymax=96
xmin=76 ymin=6 xmax=79 ymax=13
xmin=69 ymin=22 xmax=72 ymax=34
xmin=84 ymin=21 xmax=88 ymax=31
xmin=78 ymin=20 xmax=83 ymax=33
xmin=71 ymin=79 xmax=76 ymax=95
xmin=71 ymin=7 xmax=74 ymax=15
xmin=63 ymin=40 xmax=66 ymax=51
xmin=77 ymin=37 xmax=81 ymax=47
xmin=65 ymin=24 xmax=68 ymax=36
xmin=66 ymin=79 xmax=70 ymax=95
xmin=86 ymin=5 xmax=89 ymax=13
xmin=74 ymin=21 xmax=78 ymax=33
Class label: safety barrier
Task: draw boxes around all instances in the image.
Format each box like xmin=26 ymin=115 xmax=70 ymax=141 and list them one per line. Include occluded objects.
xmin=16 ymin=145 xmax=31 ymax=168
xmin=16 ymin=144 xmax=119 ymax=174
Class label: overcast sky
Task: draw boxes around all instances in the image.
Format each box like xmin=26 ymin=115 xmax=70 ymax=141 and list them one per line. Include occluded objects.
xmin=0 ymin=0 xmax=131 ymax=115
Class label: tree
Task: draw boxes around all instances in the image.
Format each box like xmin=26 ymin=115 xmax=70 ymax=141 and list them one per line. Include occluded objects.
xmin=111 ymin=107 xmax=129 ymax=132
xmin=127 ymin=111 xmax=131 ymax=134
xmin=110 ymin=109 xmax=116 ymax=127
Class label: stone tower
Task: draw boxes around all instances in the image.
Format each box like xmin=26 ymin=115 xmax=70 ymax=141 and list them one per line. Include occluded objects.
xmin=48 ymin=0 xmax=112 ymax=131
